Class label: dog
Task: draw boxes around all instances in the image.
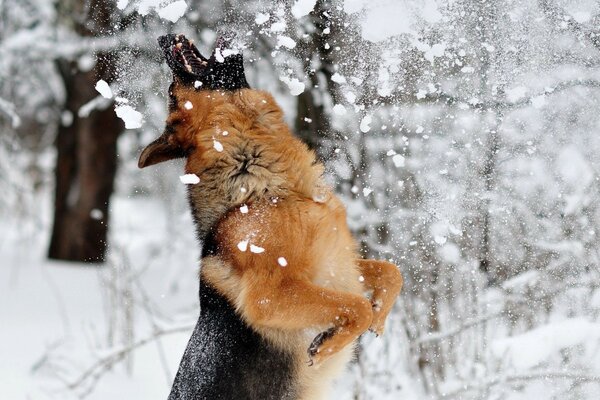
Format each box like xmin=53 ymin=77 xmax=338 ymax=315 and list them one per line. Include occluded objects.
xmin=138 ymin=34 xmax=403 ymax=400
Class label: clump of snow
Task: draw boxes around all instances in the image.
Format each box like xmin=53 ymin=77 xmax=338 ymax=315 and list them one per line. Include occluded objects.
xmin=360 ymin=115 xmax=372 ymax=133
xmin=250 ymin=244 xmax=265 ymax=254
xmin=392 ymin=154 xmax=405 ymax=168
xmin=331 ymin=72 xmax=347 ymax=84
xmin=255 ymin=12 xmax=270 ymax=25
xmin=95 ymin=80 xmax=113 ymax=99
xmin=157 ymin=1 xmax=187 ymax=23
xmin=277 ymin=257 xmax=288 ymax=267
xmin=237 ymin=240 xmax=249 ymax=252
xmin=179 ymin=174 xmax=200 ymax=184
xmin=363 ymin=187 xmax=373 ymax=196
xmin=333 ymin=104 xmax=347 ymax=115
xmin=280 ymin=77 xmax=305 ymax=96
xmin=194 ymin=81 xmax=202 ymax=89
xmin=277 ymin=36 xmax=296 ymax=49
xmin=270 ymin=21 xmax=286 ymax=32
xmin=115 ymin=105 xmax=143 ymax=129
xmin=291 ymin=0 xmax=317 ymax=19
xmin=213 ymin=140 xmax=224 ymax=152
xmin=90 ymin=209 xmax=104 ymax=220
xmin=184 ymin=101 xmax=193 ymax=110
xmin=117 ymin=0 xmax=129 ymax=10
xmin=239 ymin=204 xmax=249 ymax=214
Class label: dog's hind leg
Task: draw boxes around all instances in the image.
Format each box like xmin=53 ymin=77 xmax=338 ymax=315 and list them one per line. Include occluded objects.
xmin=356 ymin=259 xmax=403 ymax=336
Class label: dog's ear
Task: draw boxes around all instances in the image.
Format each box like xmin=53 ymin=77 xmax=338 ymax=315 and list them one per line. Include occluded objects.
xmin=138 ymin=132 xmax=186 ymax=168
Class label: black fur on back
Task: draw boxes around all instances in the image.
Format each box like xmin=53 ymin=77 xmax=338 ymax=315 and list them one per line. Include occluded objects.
xmin=168 ymin=234 xmax=298 ymax=400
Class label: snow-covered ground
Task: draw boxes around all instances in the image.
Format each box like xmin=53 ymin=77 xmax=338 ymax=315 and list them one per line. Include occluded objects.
xmin=0 ymin=192 xmax=358 ymax=399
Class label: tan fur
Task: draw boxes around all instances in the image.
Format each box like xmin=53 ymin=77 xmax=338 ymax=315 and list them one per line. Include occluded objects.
xmin=142 ymin=84 xmax=403 ymax=399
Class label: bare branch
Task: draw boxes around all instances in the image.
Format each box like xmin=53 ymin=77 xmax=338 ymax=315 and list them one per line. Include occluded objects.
xmin=65 ymin=323 xmax=194 ymax=398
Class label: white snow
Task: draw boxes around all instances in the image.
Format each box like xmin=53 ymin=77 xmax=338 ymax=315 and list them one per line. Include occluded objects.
xmin=90 ymin=208 xmax=104 ymax=220
xmin=117 ymin=0 xmax=129 ymax=10
xmin=280 ymin=77 xmax=305 ymax=96
xmin=255 ymin=13 xmax=270 ymax=25
xmin=115 ymin=105 xmax=143 ymax=129
xmin=277 ymin=257 xmax=288 ymax=267
xmin=291 ymin=0 xmax=317 ymax=19
xmin=213 ymin=140 xmax=224 ymax=152
xmin=360 ymin=115 xmax=372 ymax=133
xmin=239 ymin=204 xmax=249 ymax=214
xmin=277 ymin=36 xmax=296 ymax=49
xmin=333 ymin=104 xmax=347 ymax=115
xmin=179 ymin=173 xmax=200 ymax=184
xmin=184 ymin=101 xmax=193 ymax=110
xmin=506 ymin=86 xmax=528 ymax=102
xmin=363 ymin=187 xmax=373 ymax=196
xmin=392 ymin=154 xmax=405 ymax=168
xmin=157 ymin=1 xmax=187 ymax=23
xmin=331 ymin=72 xmax=347 ymax=84
xmin=531 ymin=95 xmax=546 ymax=108
xmin=269 ymin=21 xmax=286 ymax=33
xmin=250 ymin=244 xmax=265 ymax=254
xmin=95 ymin=79 xmax=113 ymax=99
xmin=491 ymin=318 xmax=600 ymax=370
xmin=237 ymin=240 xmax=249 ymax=252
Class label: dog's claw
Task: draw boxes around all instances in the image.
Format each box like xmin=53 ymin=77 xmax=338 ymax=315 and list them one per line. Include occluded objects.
xmin=308 ymin=327 xmax=336 ymax=358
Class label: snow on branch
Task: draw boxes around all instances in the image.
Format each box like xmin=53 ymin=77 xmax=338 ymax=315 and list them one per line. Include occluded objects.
xmin=440 ymin=370 xmax=600 ymax=398
xmin=0 ymin=97 xmax=21 ymax=128
xmin=538 ymin=0 xmax=600 ymax=52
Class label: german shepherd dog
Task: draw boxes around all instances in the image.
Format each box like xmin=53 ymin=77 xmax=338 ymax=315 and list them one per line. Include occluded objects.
xmin=139 ymin=34 xmax=403 ymax=400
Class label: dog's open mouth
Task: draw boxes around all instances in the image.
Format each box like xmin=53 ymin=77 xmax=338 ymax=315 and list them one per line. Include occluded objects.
xmin=161 ymin=34 xmax=207 ymax=75
xmin=159 ymin=34 xmax=208 ymax=77
xmin=158 ymin=33 xmax=249 ymax=90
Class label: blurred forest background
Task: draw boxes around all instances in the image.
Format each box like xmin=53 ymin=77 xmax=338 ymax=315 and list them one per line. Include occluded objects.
xmin=2 ymin=0 xmax=600 ymax=399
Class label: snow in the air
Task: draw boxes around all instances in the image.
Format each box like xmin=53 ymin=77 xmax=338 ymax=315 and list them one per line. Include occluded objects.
xmin=213 ymin=140 xmax=224 ymax=152
xmin=331 ymin=72 xmax=347 ymax=84
xmin=184 ymin=101 xmax=193 ymax=110
xmin=117 ymin=0 xmax=129 ymax=10
xmin=255 ymin=13 xmax=270 ymax=25
xmin=280 ymin=77 xmax=305 ymax=96
xmin=157 ymin=0 xmax=188 ymax=23
xmin=95 ymin=80 xmax=113 ymax=99
xmin=392 ymin=154 xmax=405 ymax=168
xmin=333 ymin=104 xmax=347 ymax=115
xmin=250 ymin=244 xmax=265 ymax=254
xmin=291 ymin=0 xmax=317 ymax=19
xmin=115 ymin=105 xmax=143 ymax=129
xmin=179 ymin=174 xmax=200 ymax=184
xmin=237 ymin=240 xmax=249 ymax=252
xmin=277 ymin=36 xmax=296 ymax=49
xmin=359 ymin=115 xmax=372 ymax=133
xmin=277 ymin=257 xmax=288 ymax=267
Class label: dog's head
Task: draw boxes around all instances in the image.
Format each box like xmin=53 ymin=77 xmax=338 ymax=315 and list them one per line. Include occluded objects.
xmin=138 ymin=34 xmax=254 ymax=169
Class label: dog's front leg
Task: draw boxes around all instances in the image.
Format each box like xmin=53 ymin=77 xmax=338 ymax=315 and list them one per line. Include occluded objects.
xmin=356 ymin=259 xmax=403 ymax=336
xmin=240 ymin=277 xmax=374 ymax=366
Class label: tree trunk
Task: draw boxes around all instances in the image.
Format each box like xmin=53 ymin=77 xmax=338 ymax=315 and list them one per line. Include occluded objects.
xmin=48 ymin=0 xmax=121 ymax=263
